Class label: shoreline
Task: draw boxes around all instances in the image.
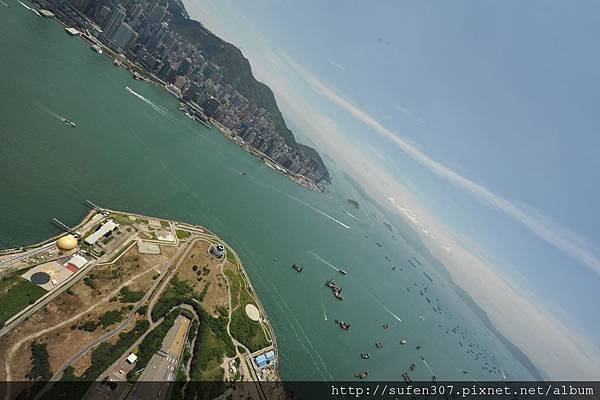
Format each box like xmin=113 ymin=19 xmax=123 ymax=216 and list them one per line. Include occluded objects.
xmin=30 ymin=0 xmax=324 ymax=194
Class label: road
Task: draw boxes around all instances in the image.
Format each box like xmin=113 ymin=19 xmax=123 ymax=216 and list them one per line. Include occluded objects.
xmin=49 ymin=237 xmax=199 ymax=382
xmin=0 ymin=230 xmax=138 ymax=339
xmin=0 ymin=258 xmax=98 ymax=339
xmin=128 ymin=315 xmax=191 ymax=400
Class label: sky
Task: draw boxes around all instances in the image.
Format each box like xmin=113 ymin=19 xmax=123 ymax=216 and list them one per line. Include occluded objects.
xmin=182 ymin=0 xmax=600 ymax=379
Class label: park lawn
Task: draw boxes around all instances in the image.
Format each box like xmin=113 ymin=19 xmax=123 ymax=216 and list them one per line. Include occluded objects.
xmin=230 ymin=307 xmax=269 ymax=353
xmin=223 ymin=263 xmax=269 ymax=352
xmin=176 ymin=229 xmax=191 ymax=240
xmin=0 ymin=277 xmax=46 ymax=326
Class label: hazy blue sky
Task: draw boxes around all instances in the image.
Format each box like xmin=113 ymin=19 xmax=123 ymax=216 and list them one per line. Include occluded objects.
xmin=184 ymin=0 xmax=600 ymax=378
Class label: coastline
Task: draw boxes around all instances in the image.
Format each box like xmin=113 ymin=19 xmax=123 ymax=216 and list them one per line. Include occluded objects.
xmin=29 ymin=0 xmax=325 ymax=193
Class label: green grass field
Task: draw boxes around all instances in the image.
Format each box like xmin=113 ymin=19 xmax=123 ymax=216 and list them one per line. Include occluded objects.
xmin=0 ymin=276 xmax=46 ymax=326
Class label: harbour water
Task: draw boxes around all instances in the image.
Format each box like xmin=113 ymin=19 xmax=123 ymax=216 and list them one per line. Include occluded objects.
xmin=0 ymin=3 xmax=535 ymax=381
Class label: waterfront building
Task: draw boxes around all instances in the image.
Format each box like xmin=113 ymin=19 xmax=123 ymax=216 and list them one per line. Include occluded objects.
xmin=57 ymin=234 xmax=77 ymax=251
xmin=112 ymin=22 xmax=138 ymax=51
xmin=201 ymin=96 xmax=221 ymax=117
xmin=84 ymin=219 xmax=119 ymax=245
xmin=103 ymin=5 xmax=126 ymax=40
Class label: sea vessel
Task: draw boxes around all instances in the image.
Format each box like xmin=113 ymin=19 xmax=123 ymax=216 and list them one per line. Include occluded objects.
xmin=360 ymin=353 xmax=370 ymax=359
xmin=335 ymin=319 xmax=350 ymax=330
xmin=292 ymin=264 xmax=303 ymax=273
xmin=355 ymin=371 xmax=369 ymax=379
xmin=62 ymin=118 xmax=76 ymax=127
xmin=375 ymin=341 xmax=383 ymax=349
xmin=400 ymin=339 xmax=407 ymax=345
xmin=338 ymin=267 xmax=347 ymax=275
xmin=90 ymin=44 xmax=102 ymax=54
xmin=402 ymin=372 xmax=412 ymax=384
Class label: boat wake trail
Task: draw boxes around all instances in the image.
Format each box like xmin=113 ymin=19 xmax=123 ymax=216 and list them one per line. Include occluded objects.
xmin=245 ymin=176 xmax=350 ymax=230
xmin=344 ymin=211 xmax=362 ymax=222
xmin=322 ymin=300 xmax=328 ymax=321
xmin=17 ymin=0 xmax=30 ymax=9
xmin=125 ymin=86 xmax=170 ymax=118
xmin=307 ymin=251 xmax=340 ymax=272
xmin=0 ymin=0 xmax=10 ymax=7
xmin=35 ymin=103 xmax=66 ymax=122
xmin=356 ymin=285 xmax=403 ymax=322
xmin=304 ymin=202 xmax=351 ymax=229
xmin=422 ymin=359 xmax=435 ymax=375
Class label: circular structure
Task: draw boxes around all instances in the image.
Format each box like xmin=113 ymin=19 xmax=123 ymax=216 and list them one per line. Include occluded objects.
xmin=30 ymin=272 xmax=51 ymax=285
xmin=209 ymin=243 xmax=225 ymax=259
xmin=57 ymin=234 xmax=77 ymax=251
xmin=245 ymin=303 xmax=260 ymax=321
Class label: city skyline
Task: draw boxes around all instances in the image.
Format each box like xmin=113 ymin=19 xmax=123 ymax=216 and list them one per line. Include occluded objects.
xmin=66 ymin=0 xmax=330 ymax=188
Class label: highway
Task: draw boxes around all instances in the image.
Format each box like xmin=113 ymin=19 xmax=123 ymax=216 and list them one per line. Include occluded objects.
xmin=127 ymin=315 xmax=191 ymax=400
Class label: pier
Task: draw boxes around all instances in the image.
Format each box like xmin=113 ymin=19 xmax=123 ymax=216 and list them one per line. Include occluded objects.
xmin=50 ymin=218 xmax=80 ymax=238
xmin=84 ymin=199 xmax=108 ymax=216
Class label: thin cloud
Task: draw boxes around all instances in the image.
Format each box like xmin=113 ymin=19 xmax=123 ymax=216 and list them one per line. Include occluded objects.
xmin=327 ymin=59 xmax=346 ymax=72
xmin=284 ymin=56 xmax=600 ymax=276
xmin=392 ymin=103 xmax=412 ymax=117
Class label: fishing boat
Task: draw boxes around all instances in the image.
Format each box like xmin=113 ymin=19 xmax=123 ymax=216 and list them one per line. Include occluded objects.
xmin=355 ymin=371 xmax=369 ymax=379
xmin=335 ymin=319 xmax=350 ymax=330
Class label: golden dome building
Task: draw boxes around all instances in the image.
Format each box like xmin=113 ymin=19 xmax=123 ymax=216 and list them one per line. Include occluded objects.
xmin=57 ymin=234 xmax=78 ymax=251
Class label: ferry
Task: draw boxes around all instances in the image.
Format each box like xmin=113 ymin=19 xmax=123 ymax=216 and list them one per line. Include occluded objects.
xmin=90 ymin=44 xmax=102 ymax=54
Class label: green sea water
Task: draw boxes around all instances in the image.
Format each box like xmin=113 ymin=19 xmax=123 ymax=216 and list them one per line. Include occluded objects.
xmin=0 ymin=2 xmax=535 ymax=381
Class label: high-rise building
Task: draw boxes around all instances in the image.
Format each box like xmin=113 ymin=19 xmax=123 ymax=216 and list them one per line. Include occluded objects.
xmin=148 ymin=22 xmax=169 ymax=50
xmin=201 ymin=96 xmax=221 ymax=117
xmin=112 ymin=22 xmax=138 ymax=50
xmin=93 ymin=5 xmax=111 ymax=27
xmin=148 ymin=2 xmax=168 ymax=22
xmin=176 ymin=58 xmax=192 ymax=76
xmin=103 ymin=5 xmax=126 ymax=40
